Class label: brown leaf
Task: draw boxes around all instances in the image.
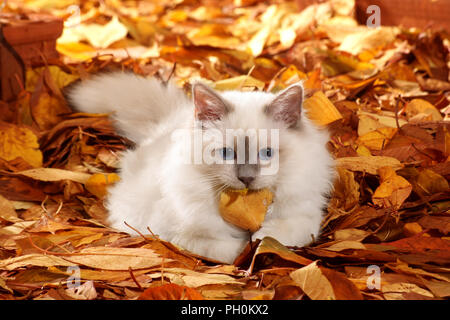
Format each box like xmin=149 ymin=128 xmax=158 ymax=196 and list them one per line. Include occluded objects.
xmin=31 ymin=92 xmax=71 ymax=131
xmin=405 ymin=99 xmax=443 ymax=122
xmin=319 ymin=266 xmax=363 ymax=300
xmin=418 ymin=216 xmax=450 ymax=235
xmin=336 ymin=156 xmax=403 ymax=175
xmin=331 ymin=167 xmax=360 ymax=210
xmin=372 ymin=166 xmax=412 ymax=210
xmin=383 ymin=235 xmax=450 ymax=254
xmin=415 ymin=169 xmax=449 ymax=195
xmin=290 ymin=261 xmax=336 ymax=300
xmin=0 ymin=194 xmax=20 ymax=223
xmin=138 ymin=283 xmax=204 ymax=300
xmin=0 ymin=177 xmax=46 ymax=202
xmin=15 ymin=168 xmax=91 ymax=184
xmin=0 ymin=122 xmax=43 ymax=168
xmin=303 ymin=91 xmax=343 ymax=126
xmin=85 ymin=173 xmax=121 ymax=199
xmin=382 ymin=282 xmax=434 ymax=300
xmin=248 ymin=237 xmax=312 ymax=273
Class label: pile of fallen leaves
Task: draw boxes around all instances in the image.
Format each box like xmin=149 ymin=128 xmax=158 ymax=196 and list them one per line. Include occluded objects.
xmin=0 ymin=0 xmax=449 ymax=300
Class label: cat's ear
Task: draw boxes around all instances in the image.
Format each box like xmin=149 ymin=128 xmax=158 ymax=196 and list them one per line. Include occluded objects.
xmin=192 ymin=82 xmax=229 ymax=122
xmin=266 ymin=83 xmax=303 ymax=128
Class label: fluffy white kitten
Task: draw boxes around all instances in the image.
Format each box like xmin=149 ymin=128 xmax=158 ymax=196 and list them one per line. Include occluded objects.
xmin=68 ymin=72 xmax=335 ymax=263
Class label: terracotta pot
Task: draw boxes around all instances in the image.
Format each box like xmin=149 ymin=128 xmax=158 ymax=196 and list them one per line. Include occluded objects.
xmin=0 ymin=13 xmax=63 ymax=101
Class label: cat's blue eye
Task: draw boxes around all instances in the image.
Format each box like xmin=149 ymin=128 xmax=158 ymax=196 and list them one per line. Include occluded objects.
xmin=219 ymin=147 xmax=235 ymax=160
xmin=259 ymin=147 xmax=273 ymax=160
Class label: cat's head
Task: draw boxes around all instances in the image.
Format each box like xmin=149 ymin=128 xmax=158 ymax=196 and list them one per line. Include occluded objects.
xmin=191 ymin=81 xmax=312 ymax=192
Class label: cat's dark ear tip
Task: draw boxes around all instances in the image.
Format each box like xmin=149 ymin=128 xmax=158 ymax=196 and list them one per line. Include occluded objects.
xmin=285 ymin=81 xmax=304 ymax=94
xmin=191 ymin=80 xmax=212 ymax=93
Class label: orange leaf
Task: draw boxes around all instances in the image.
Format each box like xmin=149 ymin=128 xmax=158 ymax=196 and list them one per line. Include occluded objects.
xmin=372 ymin=166 xmax=412 ymax=209
xmin=0 ymin=122 xmax=43 ymax=168
xmin=384 ymin=235 xmax=450 ymax=253
xmin=138 ymin=283 xmax=204 ymax=300
xmin=85 ymin=173 xmax=120 ymax=198
xmin=303 ymin=91 xmax=343 ymax=126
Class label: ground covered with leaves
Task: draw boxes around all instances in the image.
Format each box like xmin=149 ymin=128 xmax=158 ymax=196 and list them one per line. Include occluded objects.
xmin=0 ymin=0 xmax=449 ymax=300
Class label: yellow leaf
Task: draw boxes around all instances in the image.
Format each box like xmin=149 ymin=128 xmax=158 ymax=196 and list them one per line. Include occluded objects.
xmin=403 ymin=222 xmax=423 ymax=237
xmin=372 ymin=166 xmax=412 ymax=209
xmin=358 ymin=114 xmax=384 ymax=136
xmin=303 ymin=91 xmax=343 ymax=126
xmin=405 ymin=99 xmax=443 ymax=122
xmin=416 ymin=169 xmax=449 ymax=195
xmin=336 ymin=156 xmax=403 ymax=175
xmin=0 ymin=221 xmax=37 ymax=235
xmin=219 ymin=188 xmax=273 ymax=233
xmin=58 ymin=16 xmax=128 ymax=49
xmin=356 ymin=145 xmax=372 ymax=156
xmin=357 ymin=127 xmax=397 ymax=151
xmin=0 ymin=195 xmax=21 ymax=223
xmin=16 ymin=168 xmax=91 ymax=184
xmin=357 ymin=111 xmax=407 ymax=136
xmin=247 ymin=21 xmax=271 ymax=56
xmin=382 ymin=282 xmax=433 ymax=300
xmin=0 ymin=247 xmax=167 ymax=271
xmin=290 ymin=261 xmax=336 ymax=300
xmin=332 ymin=168 xmax=360 ymax=210
xmin=213 ymin=75 xmax=265 ymax=91
xmin=56 ymin=42 xmax=96 ymax=62
xmin=248 ymin=237 xmax=311 ymax=273
xmin=26 ymin=66 xmax=79 ymax=92
xmin=334 ymin=228 xmax=371 ymax=242
xmin=32 ymin=92 xmax=71 ymax=130
xmin=187 ymin=24 xmax=240 ymax=49
xmin=269 ymin=65 xmax=307 ymax=91
xmin=85 ymin=173 xmax=121 ymax=199
xmin=326 ymin=240 xmax=366 ymax=252
xmin=0 ymin=122 xmax=43 ymax=168
xmin=121 ymin=16 xmax=157 ymax=46
xmin=338 ymin=27 xmax=398 ymax=56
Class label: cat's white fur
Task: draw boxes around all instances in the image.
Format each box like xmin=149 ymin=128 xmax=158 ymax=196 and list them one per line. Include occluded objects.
xmin=68 ymin=72 xmax=335 ymax=263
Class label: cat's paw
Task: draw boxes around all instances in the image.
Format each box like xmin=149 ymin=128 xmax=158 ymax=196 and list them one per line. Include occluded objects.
xmin=204 ymin=238 xmax=248 ymax=264
xmin=175 ymin=236 xmax=247 ymax=264
xmin=252 ymin=218 xmax=318 ymax=247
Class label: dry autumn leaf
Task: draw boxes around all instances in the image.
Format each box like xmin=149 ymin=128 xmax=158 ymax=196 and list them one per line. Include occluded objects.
xmin=58 ymin=16 xmax=128 ymax=49
xmin=290 ymin=261 xmax=336 ymax=300
xmin=15 ymin=168 xmax=91 ymax=184
xmin=357 ymin=127 xmax=398 ymax=151
xmin=405 ymin=99 xmax=443 ymax=122
xmin=85 ymin=173 xmax=121 ymax=198
xmin=247 ymin=237 xmax=312 ymax=273
xmin=0 ymin=122 xmax=43 ymax=168
xmin=331 ymin=167 xmax=360 ymax=210
xmin=336 ymin=156 xmax=403 ymax=175
xmin=138 ymin=283 xmax=204 ymax=300
xmin=303 ymin=91 xmax=343 ymax=126
xmin=372 ymin=166 xmax=413 ymax=209
xmin=0 ymin=0 xmax=449 ymax=302
xmin=0 ymin=194 xmax=20 ymax=223
xmin=219 ymin=188 xmax=273 ymax=233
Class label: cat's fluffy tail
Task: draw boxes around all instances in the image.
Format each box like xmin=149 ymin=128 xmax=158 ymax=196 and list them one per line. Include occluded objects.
xmin=67 ymin=72 xmax=189 ymax=143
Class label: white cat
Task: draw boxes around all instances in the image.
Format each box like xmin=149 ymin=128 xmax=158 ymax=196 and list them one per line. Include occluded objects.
xmin=68 ymin=72 xmax=335 ymax=263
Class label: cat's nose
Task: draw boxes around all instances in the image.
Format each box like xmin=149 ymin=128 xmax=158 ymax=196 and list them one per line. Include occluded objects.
xmin=238 ymin=176 xmax=255 ymax=187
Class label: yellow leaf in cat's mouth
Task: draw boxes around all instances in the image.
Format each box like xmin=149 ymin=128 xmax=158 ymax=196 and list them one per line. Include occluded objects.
xmin=218 ymin=188 xmax=273 ymax=233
